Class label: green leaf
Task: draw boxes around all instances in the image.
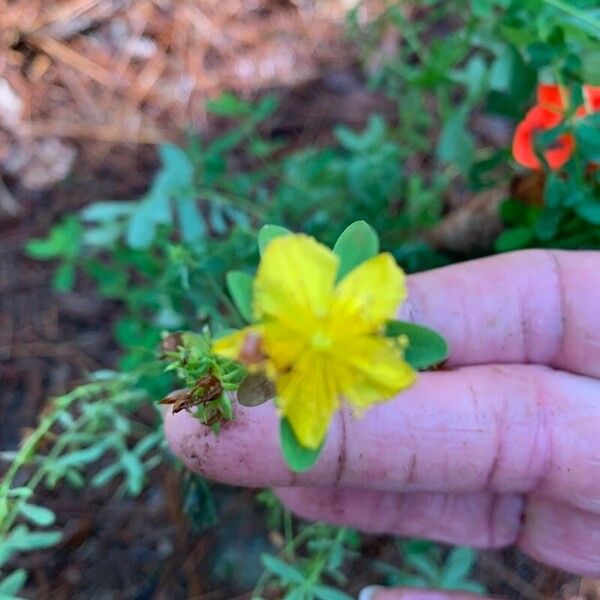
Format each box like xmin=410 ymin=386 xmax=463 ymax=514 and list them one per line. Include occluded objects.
xmin=333 ymin=221 xmax=380 ymax=281
xmin=80 ymin=201 xmax=134 ymax=222
xmin=335 ymin=115 xmax=386 ymax=152
xmin=405 ymin=552 xmax=440 ymax=584
xmin=258 ymin=224 xmax=291 ymax=255
xmin=494 ymin=226 xmax=535 ymax=252
xmin=18 ymin=504 xmax=56 ymax=527
xmin=575 ymin=201 xmax=600 ymax=224
xmin=254 ymin=94 xmax=279 ymax=121
xmin=437 ymin=108 xmax=475 ymax=170
xmin=441 ymin=547 xmax=477 ymax=588
xmin=261 ymin=553 xmax=305 ymax=583
xmin=226 ymin=271 xmax=254 ymax=322
xmin=120 ymin=452 xmax=145 ymax=495
xmin=313 ymin=586 xmax=354 ymax=600
xmin=52 ymin=262 xmax=76 ymax=292
xmin=280 ymin=418 xmax=324 ymax=473
xmin=534 ymin=207 xmax=562 ymax=241
xmin=385 ymin=321 xmax=448 ymax=370
xmin=576 ymin=121 xmax=600 ymax=162
xmin=499 ymin=199 xmax=534 ymax=226
xmin=176 ymin=198 xmax=205 ymax=242
xmin=126 ymin=205 xmax=158 ymax=249
xmin=25 ymin=216 xmax=82 ymax=260
xmin=206 ymin=92 xmax=252 ymax=117
xmin=582 ymin=50 xmax=600 ymax=85
xmin=544 ymin=173 xmax=565 ymax=208
xmin=0 ymin=569 xmax=27 ymax=597
xmin=91 ymin=463 xmax=122 ymax=489
xmin=5 ymin=526 xmax=62 ymax=553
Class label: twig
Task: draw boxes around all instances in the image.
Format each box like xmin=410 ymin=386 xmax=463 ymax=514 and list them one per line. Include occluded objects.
xmin=22 ymin=120 xmax=168 ymax=144
xmin=26 ymin=34 xmax=116 ymax=86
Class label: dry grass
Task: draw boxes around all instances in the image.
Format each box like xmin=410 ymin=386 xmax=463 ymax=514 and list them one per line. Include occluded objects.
xmin=0 ymin=0 xmax=391 ymax=191
xmin=0 ymin=0 xmax=382 ymax=145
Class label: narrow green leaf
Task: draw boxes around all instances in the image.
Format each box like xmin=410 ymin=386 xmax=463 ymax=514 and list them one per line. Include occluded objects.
xmin=313 ymin=586 xmax=354 ymax=600
xmin=24 ymin=239 xmax=58 ymax=260
xmin=0 ymin=569 xmax=27 ymax=596
xmin=226 ymin=271 xmax=254 ymax=323
xmin=333 ymin=221 xmax=380 ymax=281
xmin=385 ymin=321 xmax=448 ymax=370
xmin=18 ymin=504 xmax=56 ymax=527
xmin=176 ymin=198 xmax=205 ymax=242
xmin=52 ymin=263 xmax=76 ymax=292
xmin=437 ymin=108 xmax=475 ymax=170
xmin=280 ymin=418 xmax=324 ymax=473
xmin=206 ymin=92 xmax=252 ymax=117
xmin=440 ymin=547 xmax=477 ymax=588
xmin=261 ymin=553 xmax=305 ymax=583
xmin=80 ymin=201 xmax=135 ymax=222
xmin=126 ymin=206 xmax=157 ymax=249
xmin=120 ymin=452 xmax=145 ymax=495
xmin=9 ymin=527 xmax=62 ymax=551
xmin=405 ymin=552 xmax=440 ymax=584
xmin=258 ymin=224 xmax=291 ymax=255
xmin=91 ymin=462 xmax=122 ymax=489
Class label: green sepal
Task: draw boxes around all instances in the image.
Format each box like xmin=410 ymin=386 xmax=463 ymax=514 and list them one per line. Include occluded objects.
xmin=280 ymin=418 xmax=324 ymax=473
xmin=258 ymin=224 xmax=292 ymax=255
xmin=333 ymin=221 xmax=380 ymax=281
xmin=385 ymin=320 xmax=448 ymax=370
xmin=225 ymin=270 xmax=254 ymax=323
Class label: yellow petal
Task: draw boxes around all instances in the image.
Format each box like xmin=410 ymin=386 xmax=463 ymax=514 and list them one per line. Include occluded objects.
xmin=212 ymin=326 xmax=258 ymax=361
xmin=332 ymin=253 xmax=406 ymax=330
xmin=337 ymin=336 xmax=416 ymax=411
xmin=261 ymin=321 xmax=308 ymax=371
xmin=276 ymin=353 xmax=339 ymax=449
xmin=254 ymin=235 xmax=339 ymax=326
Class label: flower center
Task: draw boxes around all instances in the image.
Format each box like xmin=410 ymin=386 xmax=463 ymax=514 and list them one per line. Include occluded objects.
xmin=311 ymin=331 xmax=332 ymax=351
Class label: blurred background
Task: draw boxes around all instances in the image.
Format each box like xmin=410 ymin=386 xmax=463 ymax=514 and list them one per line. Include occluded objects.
xmin=1 ymin=0 xmax=599 ymax=598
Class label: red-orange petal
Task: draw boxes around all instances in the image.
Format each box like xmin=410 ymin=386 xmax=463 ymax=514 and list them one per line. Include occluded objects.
xmin=583 ymin=85 xmax=600 ymax=113
xmin=512 ymin=106 xmax=573 ymax=170
xmin=537 ymin=84 xmax=565 ymax=111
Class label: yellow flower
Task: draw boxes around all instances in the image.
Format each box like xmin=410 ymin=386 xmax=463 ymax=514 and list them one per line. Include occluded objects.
xmin=214 ymin=234 xmax=415 ymax=449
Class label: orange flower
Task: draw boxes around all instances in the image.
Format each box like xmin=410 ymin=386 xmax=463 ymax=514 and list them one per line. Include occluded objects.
xmin=513 ymin=105 xmax=573 ymax=170
xmin=512 ymin=83 xmax=600 ymax=170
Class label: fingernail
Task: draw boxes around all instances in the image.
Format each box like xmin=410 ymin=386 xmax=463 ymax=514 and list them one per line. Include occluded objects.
xmin=358 ymin=586 xmax=385 ymax=600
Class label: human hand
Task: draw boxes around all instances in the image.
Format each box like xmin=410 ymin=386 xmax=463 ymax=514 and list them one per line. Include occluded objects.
xmin=164 ymin=250 xmax=600 ymax=581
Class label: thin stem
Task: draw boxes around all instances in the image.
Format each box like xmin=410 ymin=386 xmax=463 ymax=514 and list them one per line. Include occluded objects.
xmin=283 ymin=509 xmax=295 ymax=561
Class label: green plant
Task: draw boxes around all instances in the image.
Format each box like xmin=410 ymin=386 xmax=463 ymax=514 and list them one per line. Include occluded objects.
xmin=254 ymin=523 xmax=361 ymax=600
xmin=374 ymin=539 xmax=486 ymax=594
xmin=0 ymin=371 xmax=160 ymax=596
xmin=349 ymin=0 xmax=600 ymax=251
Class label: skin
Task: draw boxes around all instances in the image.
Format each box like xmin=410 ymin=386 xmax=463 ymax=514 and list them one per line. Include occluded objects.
xmin=164 ymin=249 xmax=600 ymax=596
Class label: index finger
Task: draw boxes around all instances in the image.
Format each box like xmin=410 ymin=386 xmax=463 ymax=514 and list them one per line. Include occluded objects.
xmin=165 ymin=364 xmax=600 ymax=512
xmin=403 ymin=249 xmax=600 ymax=377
